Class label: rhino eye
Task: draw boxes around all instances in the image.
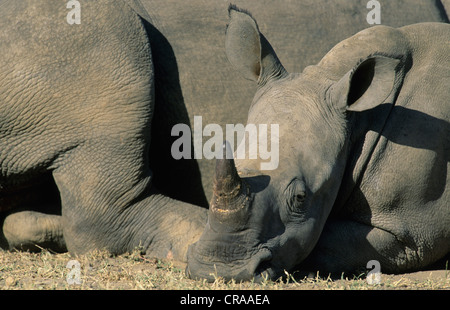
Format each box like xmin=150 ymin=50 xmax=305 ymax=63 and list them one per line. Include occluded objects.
xmin=286 ymin=179 xmax=307 ymax=212
xmin=295 ymin=192 xmax=306 ymax=203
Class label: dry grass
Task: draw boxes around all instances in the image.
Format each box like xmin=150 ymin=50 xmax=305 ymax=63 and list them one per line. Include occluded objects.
xmin=0 ymin=248 xmax=448 ymax=290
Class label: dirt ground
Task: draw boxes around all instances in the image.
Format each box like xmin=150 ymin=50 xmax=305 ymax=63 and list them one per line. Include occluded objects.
xmin=0 ymin=249 xmax=448 ymax=290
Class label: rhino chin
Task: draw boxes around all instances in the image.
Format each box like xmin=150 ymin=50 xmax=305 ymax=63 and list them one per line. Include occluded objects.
xmin=186 ymin=243 xmax=274 ymax=282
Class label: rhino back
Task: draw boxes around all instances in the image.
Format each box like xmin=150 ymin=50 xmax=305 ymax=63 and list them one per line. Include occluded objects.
xmin=0 ymin=0 xmax=155 ymax=217
xmin=127 ymin=0 xmax=448 ymax=205
xmin=0 ymin=0 xmax=153 ymax=194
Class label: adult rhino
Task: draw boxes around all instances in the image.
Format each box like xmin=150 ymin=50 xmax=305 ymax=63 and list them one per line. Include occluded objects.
xmin=186 ymin=7 xmax=450 ymax=281
xmin=0 ymin=0 xmax=447 ymax=262
xmin=0 ymin=0 xmax=206 ymax=258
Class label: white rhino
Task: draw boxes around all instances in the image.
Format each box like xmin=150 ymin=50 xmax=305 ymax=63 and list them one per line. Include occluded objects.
xmin=187 ymin=7 xmax=449 ymax=281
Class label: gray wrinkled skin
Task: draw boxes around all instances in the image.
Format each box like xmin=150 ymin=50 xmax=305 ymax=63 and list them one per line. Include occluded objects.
xmin=0 ymin=0 xmax=448 ymax=265
xmin=0 ymin=0 xmax=206 ymax=260
xmin=186 ymin=7 xmax=449 ymax=282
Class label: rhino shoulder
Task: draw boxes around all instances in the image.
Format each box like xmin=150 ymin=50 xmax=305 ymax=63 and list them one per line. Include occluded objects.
xmin=399 ymin=22 xmax=450 ymax=53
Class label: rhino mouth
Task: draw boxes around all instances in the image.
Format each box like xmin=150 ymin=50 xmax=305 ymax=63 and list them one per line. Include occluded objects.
xmin=186 ymin=242 xmax=275 ymax=282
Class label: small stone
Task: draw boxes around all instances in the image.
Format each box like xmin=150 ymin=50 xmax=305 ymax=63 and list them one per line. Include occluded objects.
xmin=5 ymin=276 xmax=16 ymax=287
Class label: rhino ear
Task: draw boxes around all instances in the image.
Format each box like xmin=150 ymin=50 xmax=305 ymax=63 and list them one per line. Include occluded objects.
xmin=225 ymin=5 xmax=288 ymax=87
xmin=329 ymin=55 xmax=402 ymax=112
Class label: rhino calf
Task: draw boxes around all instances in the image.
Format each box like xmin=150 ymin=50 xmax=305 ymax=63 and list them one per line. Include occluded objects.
xmin=187 ymin=6 xmax=450 ymax=281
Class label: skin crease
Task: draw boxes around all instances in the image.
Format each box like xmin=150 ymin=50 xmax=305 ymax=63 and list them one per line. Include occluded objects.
xmin=186 ymin=7 xmax=449 ymax=282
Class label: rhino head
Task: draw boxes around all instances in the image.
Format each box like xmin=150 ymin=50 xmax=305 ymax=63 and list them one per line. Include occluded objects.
xmin=186 ymin=6 xmax=404 ymax=282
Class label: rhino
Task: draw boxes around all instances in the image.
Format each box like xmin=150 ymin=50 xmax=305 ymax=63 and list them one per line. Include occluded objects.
xmin=186 ymin=7 xmax=450 ymax=281
xmin=135 ymin=0 xmax=450 ymax=206
xmin=0 ymin=0 xmax=448 ymax=264
xmin=0 ymin=0 xmax=207 ymax=258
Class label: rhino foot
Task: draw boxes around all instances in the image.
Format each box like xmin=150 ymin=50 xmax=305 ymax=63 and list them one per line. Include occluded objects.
xmin=1 ymin=211 xmax=66 ymax=253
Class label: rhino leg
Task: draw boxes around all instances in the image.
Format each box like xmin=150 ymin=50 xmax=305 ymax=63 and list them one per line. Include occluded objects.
xmin=301 ymin=220 xmax=436 ymax=276
xmin=1 ymin=211 xmax=66 ymax=253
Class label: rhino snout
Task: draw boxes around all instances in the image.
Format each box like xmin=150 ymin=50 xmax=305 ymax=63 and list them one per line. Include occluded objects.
xmin=186 ymin=242 xmax=274 ymax=282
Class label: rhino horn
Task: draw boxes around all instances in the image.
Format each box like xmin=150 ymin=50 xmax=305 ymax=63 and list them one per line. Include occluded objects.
xmin=214 ymin=141 xmax=241 ymax=195
xmin=211 ymin=142 xmax=249 ymax=217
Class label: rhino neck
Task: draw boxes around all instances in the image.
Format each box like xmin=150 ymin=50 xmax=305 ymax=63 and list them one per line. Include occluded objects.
xmin=331 ymin=101 xmax=396 ymax=216
xmin=315 ymin=27 xmax=414 ymax=216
